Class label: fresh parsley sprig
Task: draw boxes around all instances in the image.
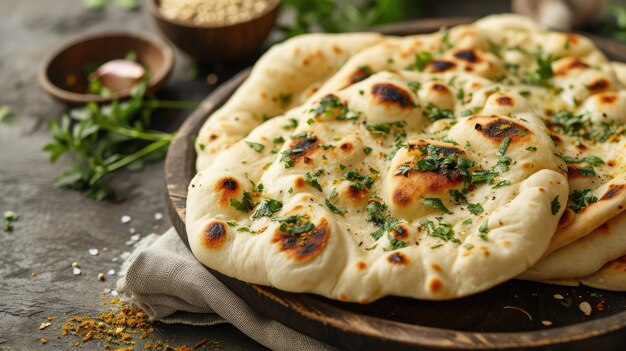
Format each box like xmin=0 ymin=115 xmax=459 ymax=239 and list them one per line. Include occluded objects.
xmin=44 ymin=83 xmax=196 ymax=200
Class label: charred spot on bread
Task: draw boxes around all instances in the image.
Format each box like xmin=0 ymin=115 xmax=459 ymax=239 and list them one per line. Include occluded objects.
xmin=201 ymin=221 xmax=228 ymax=250
xmin=371 ymin=83 xmax=415 ymax=109
xmin=454 ymin=49 xmax=479 ymax=63
xmin=272 ymin=218 xmax=330 ymax=263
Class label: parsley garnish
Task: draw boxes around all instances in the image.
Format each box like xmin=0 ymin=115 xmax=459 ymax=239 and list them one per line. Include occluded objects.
xmin=563 ymin=155 xmax=604 ymax=166
xmin=3 ymin=211 xmax=18 ymax=232
xmin=325 ymin=199 xmax=347 ymax=215
xmin=230 ymin=191 xmax=255 ymax=213
xmin=252 ymin=198 xmax=283 ymax=219
xmin=551 ymin=196 xmax=561 ymax=215
xmin=245 ymin=141 xmax=264 ymax=152
xmin=422 ymin=197 xmax=453 ymax=214
xmin=283 ymin=118 xmax=298 ymax=130
xmin=365 ymin=120 xmax=407 ymax=135
xmin=577 ymin=167 xmax=596 ymax=176
xmin=568 ymin=189 xmax=598 ymax=213
xmin=312 ymin=94 xmax=360 ymax=120
xmin=526 ymin=146 xmax=537 ymax=152
xmin=420 ymin=218 xmax=459 ymax=243
xmin=274 ymin=215 xmax=315 ymax=235
xmin=425 ymin=103 xmax=455 ymax=122
xmin=343 ymin=170 xmax=375 ymax=190
xmin=363 ymin=146 xmax=373 ymax=155
xmin=467 ymin=203 xmax=484 ymax=215
xmin=305 ymin=172 xmax=323 ymax=192
xmin=478 ymin=220 xmax=489 ymax=241
xmin=495 ymin=137 xmax=511 ymax=172
xmin=413 ymin=51 xmax=432 ymax=71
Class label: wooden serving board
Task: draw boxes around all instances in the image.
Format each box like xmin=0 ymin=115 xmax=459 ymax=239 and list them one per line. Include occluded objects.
xmin=165 ymin=18 xmax=626 ymax=350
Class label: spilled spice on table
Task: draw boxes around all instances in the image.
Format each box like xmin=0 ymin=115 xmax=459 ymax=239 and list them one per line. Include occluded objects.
xmin=59 ymin=297 xmax=215 ymax=350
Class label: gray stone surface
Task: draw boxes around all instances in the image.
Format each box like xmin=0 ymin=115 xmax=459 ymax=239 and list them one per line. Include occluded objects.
xmin=0 ymin=0 xmax=263 ymax=349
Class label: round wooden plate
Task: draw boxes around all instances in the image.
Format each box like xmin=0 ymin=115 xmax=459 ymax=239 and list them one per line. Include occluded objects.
xmin=165 ymin=18 xmax=626 ymax=350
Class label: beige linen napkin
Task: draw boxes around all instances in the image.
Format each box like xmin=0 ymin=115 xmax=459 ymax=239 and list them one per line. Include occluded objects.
xmin=117 ymin=227 xmax=336 ymax=351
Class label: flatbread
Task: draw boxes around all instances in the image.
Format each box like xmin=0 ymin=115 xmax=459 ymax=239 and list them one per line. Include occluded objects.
xmin=519 ymin=211 xmax=626 ymax=281
xmin=581 ymin=255 xmax=626 ymax=291
xmin=186 ymin=67 xmax=568 ymax=302
xmin=186 ymin=14 xmax=626 ymax=301
xmin=195 ymin=33 xmax=384 ymax=171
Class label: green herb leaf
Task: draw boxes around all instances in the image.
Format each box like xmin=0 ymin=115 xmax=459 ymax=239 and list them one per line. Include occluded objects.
xmin=568 ymin=189 xmax=598 ymax=213
xmin=551 ymin=196 xmax=561 ymax=215
xmin=3 ymin=211 xmax=18 ymax=232
xmin=305 ymin=172 xmax=323 ymax=192
xmin=252 ymin=199 xmax=283 ymax=219
xmin=421 ymin=197 xmax=453 ymax=214
xmin=478 ymin=219 xmax=489 ymax=241
xmin=467 ymin=203 xmax=484 ymax=215
xmin=245 ymin=141 xmax=265 ymax=152
xmin=413 ymin=51 xmax=432 ymax=71
xmin=425 ymin=103 xmax=454 ymax=122
xmin=325 ymin=199 xmax=347 ymax=215
xmin=230 ymin=192 xmax=255 ymax=213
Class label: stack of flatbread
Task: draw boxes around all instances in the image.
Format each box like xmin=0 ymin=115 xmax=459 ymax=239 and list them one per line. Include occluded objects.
xmin=185 ymin=14 xmax=626 ymax=302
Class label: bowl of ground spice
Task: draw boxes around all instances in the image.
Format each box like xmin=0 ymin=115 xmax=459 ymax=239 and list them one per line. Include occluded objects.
xmin=147 ymin=0 xmax=280 ymax=62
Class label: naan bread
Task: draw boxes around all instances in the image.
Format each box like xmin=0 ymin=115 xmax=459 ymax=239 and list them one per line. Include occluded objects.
xmin=195 ymin=33 xmax=384 ymax=171
xmin=581 ymin=255 xmax=626 ymax=291
xmin=519 ymin=212 xmax=626 ymax=281
xmin=187 ymin=14 xmax=626 ymax=300
xmin=187 ymin=68 xmax=568 ymax=302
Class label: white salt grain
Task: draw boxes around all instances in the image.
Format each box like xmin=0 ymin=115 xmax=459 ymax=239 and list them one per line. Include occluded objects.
xmin=154 ymin=212 xmax=163 ymax=220
xmin=121 ymin=215 xmax=131 ymax=224
xmin=129 ymin=227 xmax=136 ymax=234
xmin=107 ymin=269 xmax=115 ymax=276
xmin=39 ymin=322 xmax=51 ymax=330
xmin=73 ymin=267 xmax=82 ymax=275
xmin=89 ymin=248 xmax=99 ymax=256
xmin=111 ymin=290 xmax=119 ymax=297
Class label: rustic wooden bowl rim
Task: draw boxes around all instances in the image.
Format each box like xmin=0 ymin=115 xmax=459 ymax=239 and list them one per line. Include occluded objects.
xmin=147 ymin=0 xmax=281 ymax=29
xmin=38 ymin=31 xmax=173 ymax=104
xmin=165 ymin=18 xmax=626 ymax=349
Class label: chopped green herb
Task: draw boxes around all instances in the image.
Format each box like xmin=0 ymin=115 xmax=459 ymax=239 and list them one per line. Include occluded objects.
xmin=420 ymin=218 xmax=459 ymax=243
xmin=568 ymin=189 xmax=598 ymax=213
xmin=394 ymin=164 xmax=411 ymax=177
xmin=363 ymin=146 xmax=373 ymax=155
xmin=245 ymin=141 xmax=265 ymax=152
xmin=252 ymin=198 xmax=283 ymax=219
xmin=273 ymin=136 xmax=285 ymax=144
xmin=305 ymin=172 xmax=323 ymax=192
xmin=283 ymin=118 xmax=298 ymax=130
xmin=325 ymin=199 xmax=347 ymax=215
xmin=478 ymin=219 xmax=489 ymax=241
xmin=576 ymin=167 xmax=596 ymax=177
xmin=365 ymin=120 xmax=407 ymax=135
xmin=230 ymin=192 xmax=254 ymax=213
xmin=462 ymin=243 xmax=474 ymax=249
xmin=526 ymin=146 xmax=537 ymax=152
xmin=3 ymin=211 xmax=18 ymax=232
xmin=495 ymin=137 xmax=512 ymax=172
xmin=563 ymin=155 xmax=604 ymax=166
xmin=551 ymin=196 xmax=561 ymax=215
xmin=425 ymin=103 xmax=455 ymax=122
xmin=274 ymin=215 xmax=315 ymax=235
xmin=422 ymin=197 xmax=453 ymax=214
xmin=413 ymin=51 xmax=432 ymax=71
xmin=492 ymin=179 xmax=511 ymax=189
xmin=467 ymin=203 xmax=484 ymax=215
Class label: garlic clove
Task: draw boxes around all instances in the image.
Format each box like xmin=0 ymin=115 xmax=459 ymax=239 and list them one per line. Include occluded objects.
xmin=89 ymin=59 xmax=145 ymax=93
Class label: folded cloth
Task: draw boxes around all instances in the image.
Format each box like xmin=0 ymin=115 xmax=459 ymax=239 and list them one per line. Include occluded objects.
xmin=117 ymin=227 xmax=336 ymax=351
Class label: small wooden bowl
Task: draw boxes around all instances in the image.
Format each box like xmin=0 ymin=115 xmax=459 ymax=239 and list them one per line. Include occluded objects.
xmin=39 ymin=32 xmax=174 ymax=105
xmin=147 ymin=0 xmax=280 ymax=63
